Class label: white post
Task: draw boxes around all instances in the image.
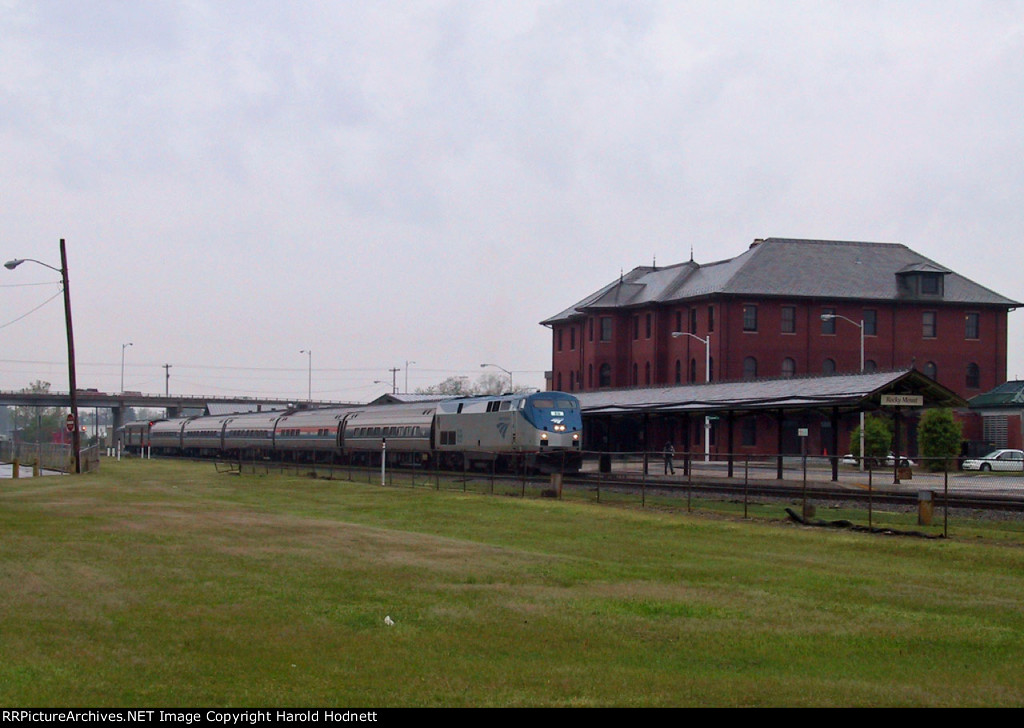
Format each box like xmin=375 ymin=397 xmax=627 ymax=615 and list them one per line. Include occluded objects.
xmin=381 ymin=438 xmax=387 ymax=486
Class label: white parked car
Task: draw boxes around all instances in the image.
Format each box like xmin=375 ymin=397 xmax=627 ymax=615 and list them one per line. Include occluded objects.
xmin=962 ymin=449 xmax=1024 ymax=472
xmin=886 ymin=453 xmax=916 ymax=467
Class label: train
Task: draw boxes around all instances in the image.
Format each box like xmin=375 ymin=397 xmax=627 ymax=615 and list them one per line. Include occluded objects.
xmin=118 ymin=391 xmax=584 ymax=473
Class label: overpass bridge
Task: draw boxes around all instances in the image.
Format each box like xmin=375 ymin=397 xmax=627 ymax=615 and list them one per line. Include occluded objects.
xmin=0 ymin=390 xmax=358 ymax=435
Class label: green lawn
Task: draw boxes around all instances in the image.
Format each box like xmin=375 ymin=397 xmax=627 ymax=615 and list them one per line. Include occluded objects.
xmin=2 ymin=459 xmax=1023 ymax=707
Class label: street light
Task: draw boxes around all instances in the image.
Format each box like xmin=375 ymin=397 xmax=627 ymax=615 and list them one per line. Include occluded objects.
xmin=480 ymin=363 xmax=513 ymax=393
xmin=672 ymin=331 xmax=712 ymax=461
xmin=300 ymin=349 xmax=312 ymax=402
xmin=4 ymin=239 xmax=81 ymax=474
xmin=121 ymin=342 xmax=133 ymax=392
xmin=405 ymin=360 xmax=416 ymax=394
xmin=821 ymin=313 xmax=866 ymax=471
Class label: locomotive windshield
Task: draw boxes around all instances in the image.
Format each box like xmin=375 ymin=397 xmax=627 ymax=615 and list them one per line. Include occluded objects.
xmin=521 ymin=392 xmax=582 ymax=432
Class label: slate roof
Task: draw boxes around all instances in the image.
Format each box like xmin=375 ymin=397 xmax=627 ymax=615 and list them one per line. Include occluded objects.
xmin=542 ymin=238 xmax=1019 ymax=324
xmin=575 ymin=368 xmax=966 ymax=415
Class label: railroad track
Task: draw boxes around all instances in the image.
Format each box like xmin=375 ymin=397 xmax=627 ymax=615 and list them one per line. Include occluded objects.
xmin=561 ymin=472 xmax=1024 ymax=512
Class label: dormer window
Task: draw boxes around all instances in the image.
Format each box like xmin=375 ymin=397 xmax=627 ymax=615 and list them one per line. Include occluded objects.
xmin=896 ymin=264 xmax=949 ymax=299
xmin=920 ymin=273 xmax=941 ymax=295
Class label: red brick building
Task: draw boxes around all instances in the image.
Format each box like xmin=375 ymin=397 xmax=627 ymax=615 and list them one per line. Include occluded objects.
xmin=544 ymin=238 xmax=1017 ymax=401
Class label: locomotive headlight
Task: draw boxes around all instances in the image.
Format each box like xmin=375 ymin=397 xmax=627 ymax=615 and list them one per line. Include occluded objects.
xmin=572 ymin=433 xmax=579 ymax=441
xmin=553 ymin=424 xmax=566 ymax=432
xmin=540 ymin=432 xmax=548 ymax=440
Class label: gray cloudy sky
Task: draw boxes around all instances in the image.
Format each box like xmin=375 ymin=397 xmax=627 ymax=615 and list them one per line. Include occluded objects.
xmin=2 ymin=0 xmax=1022 ymax=401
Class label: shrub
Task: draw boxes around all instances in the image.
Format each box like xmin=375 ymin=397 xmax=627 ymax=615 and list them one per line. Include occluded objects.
xmin=919 ymin=408 xmax=963 ymax=471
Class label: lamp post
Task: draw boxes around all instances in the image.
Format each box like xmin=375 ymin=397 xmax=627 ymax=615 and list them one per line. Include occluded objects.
xmin=4 ymin=239 xmax=81 ymax=474
xmin=480 ymin=363 xmax=513 ymax=393
xmin=672 ymin=331 xmax=712 ymax=461
xmin=300 ymin=349 xmax=312 ymax=403
xmin=121 ymin=342 xmax=133 ymax=392
xmin=821 ymin=313 xmax=865 ymax=471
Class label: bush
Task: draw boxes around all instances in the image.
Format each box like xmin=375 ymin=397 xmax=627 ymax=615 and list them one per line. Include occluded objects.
xmin=919 ymin=408 xmax=962 ymax=471
xmin=850 ymin=414 xmax=892 ymax=465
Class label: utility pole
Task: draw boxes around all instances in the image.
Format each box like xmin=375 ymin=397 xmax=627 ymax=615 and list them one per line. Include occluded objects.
xmin=389 ymin=367 xmax=400 ymax=394
xmin=163 ymin=364 xmax=172 ymax=396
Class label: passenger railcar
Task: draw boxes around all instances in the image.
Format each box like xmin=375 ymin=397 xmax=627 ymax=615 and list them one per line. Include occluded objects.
xmin=150 ymin=418 xmax=191 ymax=454
xmin=340 ymin=402 xmax=436 ymax=466
xmin=273 ymin=406 xmax=352 ymax=461
xmin=120 ymin=420 xmax=153 ymax=450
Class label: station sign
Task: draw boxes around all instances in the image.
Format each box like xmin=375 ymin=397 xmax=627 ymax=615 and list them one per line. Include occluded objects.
xmin=881 ymin=394 xmax=924 ymax=407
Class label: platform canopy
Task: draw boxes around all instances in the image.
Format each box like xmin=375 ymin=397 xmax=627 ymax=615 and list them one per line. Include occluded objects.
xmin=574 ymin=368 xmax=965 ymax=416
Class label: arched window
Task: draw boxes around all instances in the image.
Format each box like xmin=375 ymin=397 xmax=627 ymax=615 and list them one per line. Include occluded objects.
xmin=967 ymin=362 xmax=980 ymax=389
xmin=690 ymin=358 xmax=697 ymax=383
xmin=675 ymin=359 xmax=681 ymax=384
xmin=923 ymin=361 xmax=937 ymax=380
xmin=823 ymin=358 xmax=836 ymax=375
xmin=781 ymin=358 xmax=796 ymax=378
xmin=557 ymin=372 xmax=562 ymax=390
xmin=864 ymin=360 xmax=877 ymax=373
xmin=599 ymin=363 xmax=612 ymax=388
xmin=742 ymin=356 xmax=758 ymax=379
xmin=709 ymin=357 xmax=714 ymax=382
xmin=631 ymin=363 xmax=638 ymax=385
xmin=588 ymin=364 xmax=593 ymax=388
xmin=644 ymin=361 xmax=651 ymax=385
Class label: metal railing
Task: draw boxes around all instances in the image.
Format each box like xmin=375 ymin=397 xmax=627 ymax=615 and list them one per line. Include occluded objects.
xmin=1 ymin=441 xmax=101 ymax=474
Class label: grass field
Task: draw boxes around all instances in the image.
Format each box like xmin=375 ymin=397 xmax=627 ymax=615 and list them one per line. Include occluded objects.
xmin=2 ymin=459 xmax=1023 ymax=707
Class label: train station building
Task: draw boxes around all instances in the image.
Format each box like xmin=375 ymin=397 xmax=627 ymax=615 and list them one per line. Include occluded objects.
xmin=543 ymin=237 xmax=1019 ymax=457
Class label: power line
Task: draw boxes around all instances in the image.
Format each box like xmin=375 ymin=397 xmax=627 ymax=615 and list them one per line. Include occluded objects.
xmin=0 ymin=290 xmax=63 ymax=331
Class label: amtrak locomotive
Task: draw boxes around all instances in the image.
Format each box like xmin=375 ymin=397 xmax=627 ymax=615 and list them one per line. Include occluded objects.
xmin=120 ymin=391 xmax=583 ymax=473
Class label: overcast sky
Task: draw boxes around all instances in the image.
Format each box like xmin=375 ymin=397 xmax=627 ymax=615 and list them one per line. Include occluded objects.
xmin=2 ymin=0 xmax=1022 ymax=402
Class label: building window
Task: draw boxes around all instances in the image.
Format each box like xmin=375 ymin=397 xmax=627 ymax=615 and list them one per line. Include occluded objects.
xmin=588 ymin=317 xmax=594 ymax=342
xmin=588 ymin=364 xmax=593 ymax=388
xmin=743 ymin=356 xmax=758 ymax=379
xmin=709 ymin=357 xmax=714 ymax=382
xmin=823 ymin=358 xmax=836 ymax=375
xmin=781 ymin=358 xmax=796 ymax=378
xmin=865 ymin=359 xmax=877 ymax=373
xmin=923 ymin=311 xmax=937 ymax=338
xmin=645 ymin=313 xmax=652 ymax=338
xmin=821 ymin=307 xmax=836 ymax=334
xmin=632 ymin=363 xmax=638 ymax=385
xmin=557 ymin=372 xmax=562 ymax=390
xmin=570 ymin=327 xmax=576 ymax=350
xmin=676 ymin=310 xmax=682 ymax=333
xmin=708 ymin=306 xmax=715 ymax=332
xmin=923 ymin=361 xmax=937 ymax=380
xmin=966 ymin=362 xmax=980 ymax=389
xmin=742 ymin=305 xmax=758 ymax=332
xmin=633 ymin=315 xmax=639 ymax=340
xmin=557 ymin=328 xmax=563 ymax=352
xmin=690 ymin=308 xmax=697 ymax=333
xmin=600 ymin=317 xmax=612 ymax=342
xmin=781 ymin=306 xmax=796 ymax=334
xmin=675 ymin=359 xmax=681 ymax=384
xmin=645 ymin=361 xmax=651 ymax=385
xmin=864 ymin=309 xmax=877 ymax=336
xmin=921 ymin=273 xmax=941 ymax=295
xmin=965 ymin=312 xmax=979 ymax=340
xmin=690 ymin=358 xmax=697 ymax=383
